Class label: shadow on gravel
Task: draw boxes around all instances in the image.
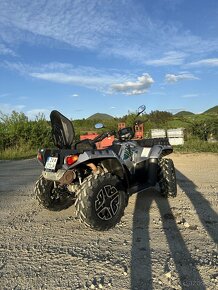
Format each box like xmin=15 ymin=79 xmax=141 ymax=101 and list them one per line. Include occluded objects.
xmin=176 ymin=170 xmax=218 ymax=244
xmin=131 ymin=176 xmax=207 ymax=289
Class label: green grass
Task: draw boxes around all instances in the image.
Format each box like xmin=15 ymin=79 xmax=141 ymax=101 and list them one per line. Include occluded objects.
xmin=174 ymin=138 xmax=218 ymax=153
xmin=0 ymin=146 xmax=38 ymax=160
xmin=1 ymin=138 xmax=218 ymax=160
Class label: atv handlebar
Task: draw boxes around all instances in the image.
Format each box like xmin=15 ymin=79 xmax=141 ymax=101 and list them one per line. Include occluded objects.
xmin=92 ymin=130 xmax=116 ymax=143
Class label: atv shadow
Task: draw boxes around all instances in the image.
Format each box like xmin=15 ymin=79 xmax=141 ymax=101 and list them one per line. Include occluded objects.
xmin=130 ymin=168 xmax=216 ymax=289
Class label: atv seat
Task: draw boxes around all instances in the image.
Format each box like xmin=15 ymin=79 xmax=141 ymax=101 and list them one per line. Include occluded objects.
xmin=50 ymin=110 xmax=97 ymax=152
xmin=50 ymin=110 xmax=75 ymax=149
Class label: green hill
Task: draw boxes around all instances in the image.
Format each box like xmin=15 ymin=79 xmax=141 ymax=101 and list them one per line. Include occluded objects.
xmin=203 ymin=105 xmax=218 ymax=115
xmin=88 ymin=113 xmax=114 ymax=120
xmin=174 ymin=111 xmax=195 ymax=117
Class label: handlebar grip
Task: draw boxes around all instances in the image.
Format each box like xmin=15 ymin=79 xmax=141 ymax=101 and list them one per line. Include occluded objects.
xmin=93 ymin=131 xmax=115 ymax=143
xmin=93 ymin=132 xmax=107 ymax=143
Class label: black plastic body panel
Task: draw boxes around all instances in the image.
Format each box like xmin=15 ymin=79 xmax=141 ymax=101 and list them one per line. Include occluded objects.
xmin=39 ymin=148 xmax=78 ymax=169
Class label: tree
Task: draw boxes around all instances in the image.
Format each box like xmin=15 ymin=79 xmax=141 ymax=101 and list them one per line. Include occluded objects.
xmin=148 ymin=110 xmax=173 ymax=125
xmin=190 ymin=120 xmax=218 ymax=141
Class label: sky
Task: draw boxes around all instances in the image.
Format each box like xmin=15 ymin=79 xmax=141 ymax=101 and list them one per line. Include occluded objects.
xmin=0 ymin=0 xmax=218 ymax=120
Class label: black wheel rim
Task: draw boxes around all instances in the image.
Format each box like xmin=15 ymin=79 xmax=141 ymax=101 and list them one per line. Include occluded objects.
xmin=95 ymin=185 xmax=120 ymax=220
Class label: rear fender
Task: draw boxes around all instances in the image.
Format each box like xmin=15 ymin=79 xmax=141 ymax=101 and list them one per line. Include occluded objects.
xmin=70 ymin=149 xmax=130 ymax=189
xmin=100 ymin=158 xmax=130 ymax=189
xmin=65 ymin=148 xmax=119 ymax=170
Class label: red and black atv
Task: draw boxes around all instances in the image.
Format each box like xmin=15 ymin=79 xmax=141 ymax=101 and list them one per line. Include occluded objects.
xmin=35 ymin=105 xmax=177 ymax=231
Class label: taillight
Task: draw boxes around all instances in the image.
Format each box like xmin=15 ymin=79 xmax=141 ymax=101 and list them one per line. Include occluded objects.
xmin=37 ymin=152 xmax=43 ymax=162
xmin=65 ymin=155 xmax=79 ymax=166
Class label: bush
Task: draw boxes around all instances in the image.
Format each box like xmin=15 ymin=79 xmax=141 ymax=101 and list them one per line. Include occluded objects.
xmin=1 ymin=110 xmax=218 ymax=159
xmin=174 ymin=138 xmax=218 ymax=153
xmin=188 ymin=119 xmax=218 ymax=141
xmin=0 ymin=111 xmax=53 ymax=157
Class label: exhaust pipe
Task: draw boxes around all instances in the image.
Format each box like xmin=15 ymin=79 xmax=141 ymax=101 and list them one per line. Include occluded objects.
xmin=43 ymin=169 xmax=76 ymax=184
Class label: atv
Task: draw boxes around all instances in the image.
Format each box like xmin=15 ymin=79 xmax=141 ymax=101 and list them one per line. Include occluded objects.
xmin=35 ymin=105 xmax=177 ymax=231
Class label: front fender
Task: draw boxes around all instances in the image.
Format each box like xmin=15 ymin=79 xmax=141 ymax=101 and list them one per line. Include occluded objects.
xmin=149 ymin=145 xmax=173 ymax=159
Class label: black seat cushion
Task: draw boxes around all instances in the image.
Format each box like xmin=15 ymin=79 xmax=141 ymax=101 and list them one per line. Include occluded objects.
xmin=74 ymin=139 xmax=96 ymax=153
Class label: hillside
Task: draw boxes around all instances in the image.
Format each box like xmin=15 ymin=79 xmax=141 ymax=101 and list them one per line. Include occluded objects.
xmin=174 ymin=111 xmax=195 ymax=117
xmin=203 ymin=105 xmax=218 ymax=114
xmin=87 ymin=113 xmax=114 ymax=120
xmin=175 ymin=105 xmax=218 ymax=116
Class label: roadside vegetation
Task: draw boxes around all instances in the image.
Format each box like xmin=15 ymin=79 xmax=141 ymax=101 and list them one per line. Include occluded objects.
xmin=0 ymin=108 xmax=217 ymax=160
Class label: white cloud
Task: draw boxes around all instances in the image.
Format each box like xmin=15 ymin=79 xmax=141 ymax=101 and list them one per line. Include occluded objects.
xmin=188 ymin=58 xmax=218 ymax=67
xmin=165 ymin=73 xmax=199 ymax=83
xmin=26 ymin=109 xmax=50 ymax=120
xmin=0 ymin=1 xmax=121 ymax=50
xmin=181 ymin=94 xmax=199 ymax=98
xmin=0 ymin=93 xmax=10 ymax=98
xmin=30 ymin=72 xmax=108 ymax=87
xmin=111 ymin=74 xmax=154 ymax=95
xmin=0 ymin=103 xmax=25 ymax=114
xmin=146 ymin=51 xmax=186 ymax=66
xmin=4 ymin=61 xmax=146 ymax=94
xmin=0 ymin=43 xmax=16 ymax=56
xmin=0 ymin=102 xmax=50 ymax=120
xmin=1 ymin=1 xmax=218 ymax=63
xmin=72 ymin=94 xmax=79 ymax=97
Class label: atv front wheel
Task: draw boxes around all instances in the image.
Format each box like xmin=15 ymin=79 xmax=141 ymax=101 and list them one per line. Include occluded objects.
xmin=158 ymin=158 xmax=177 ymax=197
xmin=34 ymin=175 xmax=75 ymax=211
xmin=75 ymin=172 xmax=127 ymax=231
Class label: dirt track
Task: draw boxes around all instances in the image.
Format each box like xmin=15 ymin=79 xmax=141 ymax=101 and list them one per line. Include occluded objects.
xmin=0 ymin=153 xmax=217 ymax=290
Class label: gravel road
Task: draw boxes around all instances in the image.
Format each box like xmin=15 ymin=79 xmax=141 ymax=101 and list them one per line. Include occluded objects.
xmin=0 ymin=154 xmax=217 ymax=290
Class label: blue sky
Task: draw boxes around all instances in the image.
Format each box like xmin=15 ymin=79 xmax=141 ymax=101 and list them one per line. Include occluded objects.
xmin=0 ymin=0 xmax=218 ymax=119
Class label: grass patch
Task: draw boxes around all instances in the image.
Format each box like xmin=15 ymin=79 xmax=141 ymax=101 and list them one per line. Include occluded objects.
xmin=0 ymin=146 xmax=38 ymax=160
xmin=174 ymin=138 xmax=218 ymax=153
xmin=1 ymin=138 xmax=218 ymax=160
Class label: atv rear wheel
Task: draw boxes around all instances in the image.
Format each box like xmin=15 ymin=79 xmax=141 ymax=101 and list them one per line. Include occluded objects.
xmin=34 ymin=175 xmax=75 ymax=211
xmin=158 ymin=158 xmax=177 ymax=197
xmin=75 ymin=172 xmax=127 ymax=231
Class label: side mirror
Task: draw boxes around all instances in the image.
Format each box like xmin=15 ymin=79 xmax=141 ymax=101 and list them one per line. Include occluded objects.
xmin=95 ymin=123 xmax=104 ymax=129
xmin=137 ymin=105 xmax=146 ymax=115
